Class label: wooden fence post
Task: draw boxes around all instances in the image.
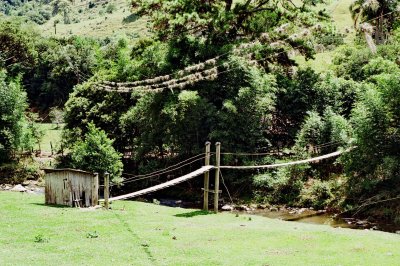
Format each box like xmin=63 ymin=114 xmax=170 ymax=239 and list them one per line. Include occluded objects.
xmin=203 ymin=141 xmax=211 ymax=211
xmin=214 ymin=142 xmax=221 ymax=213
xmin=104 ymin=172 xmax=109 ymax=210
xmin=94 ymin=172 xmax=99 ymax=205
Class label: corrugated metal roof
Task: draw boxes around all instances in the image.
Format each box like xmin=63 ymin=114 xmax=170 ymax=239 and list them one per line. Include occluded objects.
xmin=42 ymin=168 xmax=95 ymax=175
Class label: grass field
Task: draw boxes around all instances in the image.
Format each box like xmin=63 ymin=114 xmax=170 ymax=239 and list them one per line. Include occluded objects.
xmin=37 ymin=123 xmax=63 ymax=153
xmin=40 ymin=0 xmax=148 ymax=39
xmin=294 ymin=0 xmax=355 ymax=72
xmin=0 ymin=192 xmax=399 ymax=265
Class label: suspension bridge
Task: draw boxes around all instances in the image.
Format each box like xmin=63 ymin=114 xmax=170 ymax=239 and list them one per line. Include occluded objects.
xmin=103 ymin=142 xmax=349 ymax=212
xmin=109 ymin=166 xmax=214 ymax=202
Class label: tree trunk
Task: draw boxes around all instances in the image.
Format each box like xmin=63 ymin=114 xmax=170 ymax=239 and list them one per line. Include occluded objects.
xmin=375 ymin=11 xmax=384 ymax=45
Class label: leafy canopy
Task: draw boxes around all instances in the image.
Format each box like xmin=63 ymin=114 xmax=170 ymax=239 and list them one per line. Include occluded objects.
xmin=0 ymin=70 xmax=32 ymax=162
xmin=132 ymin=0 xmax=325 ymax=44
xmin=71 ymin=123 xmax=123 ymax=182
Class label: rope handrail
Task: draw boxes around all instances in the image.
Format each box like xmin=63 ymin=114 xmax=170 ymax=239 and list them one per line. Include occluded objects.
xmin=219 ymin=149 xmax=348 ymax=169
xmin=220 ymin=151 xmax=281 ymax=156
xmin=120 ymin=155 xmax=209 ymax=184
xmin=122 ymin=153 xmax=209 ymax=180
xmin=97 ymin=22 xmax=330 ymax=93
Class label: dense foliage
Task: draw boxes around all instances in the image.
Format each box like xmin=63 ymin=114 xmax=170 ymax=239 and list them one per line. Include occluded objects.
xmin=70 ymin=123 xmax=123 ymax=182
xmin=0 ymin=70 xmax=39 ymax=162
xmin=1 ymin=0 xmax=400 ymax=222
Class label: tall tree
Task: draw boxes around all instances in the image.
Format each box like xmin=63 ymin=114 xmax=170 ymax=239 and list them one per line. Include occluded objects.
xmin=350 ymin=0 xmax=399 ymax=44
xmin=131 ymin=0 xmax=324 ymax=44
xmin=52 ymin=0 xmax=72 ymax=24
xmin=0 ymin=70 xmax=27 ymax=162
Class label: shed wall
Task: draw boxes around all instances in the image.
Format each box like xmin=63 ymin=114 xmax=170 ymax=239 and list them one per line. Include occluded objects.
xmin=45 ymin=171 xmax=99 ymax=207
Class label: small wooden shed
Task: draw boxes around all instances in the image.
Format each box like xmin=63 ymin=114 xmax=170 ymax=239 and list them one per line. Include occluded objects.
xmin=43 ymin=168 xmax=99 ymax=207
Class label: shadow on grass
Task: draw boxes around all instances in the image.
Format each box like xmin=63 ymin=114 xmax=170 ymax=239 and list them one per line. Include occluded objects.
xmin=174 ymin=210 xmax=215 ymax=218
xmin=122 ymin=14 xmax=139 ymax=24
xmin=30 ymin=203 xmax=70 ymax=209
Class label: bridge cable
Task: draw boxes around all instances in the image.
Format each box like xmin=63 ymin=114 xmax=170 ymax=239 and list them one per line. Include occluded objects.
xmin=122 ymin=153 xmax=209 ymax=181
xmin=119 ymin=155 xmax=208 ymax=185
xmin=219 ymin=169 xmax=234 ymax=205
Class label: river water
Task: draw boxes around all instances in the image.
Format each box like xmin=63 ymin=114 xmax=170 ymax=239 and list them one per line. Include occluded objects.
xmin=246 ymin=208 xmax=400 ymax=233
xmin=139 ymin=198 xmax=400 ymax=233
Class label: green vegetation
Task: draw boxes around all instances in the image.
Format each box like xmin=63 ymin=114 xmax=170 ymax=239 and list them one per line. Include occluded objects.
xmin=0 ymin=0 xmax=148 ymax=38
xmin=70 ymin=123 xmax=123 ymax=182
xmin=0 ymin=70 xmax=40 ymax=161
xmin=0 ymin=192 xmax=399 ymax=265
xmin=37 ymin=123 xmax=63 ymax=153
xmin=1 ymin=0 xmax=400 ymax=224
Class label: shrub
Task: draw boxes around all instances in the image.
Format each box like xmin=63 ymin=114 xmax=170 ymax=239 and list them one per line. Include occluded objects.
xmin=106 ymin=3 xmax=116 ymax=14
xmin=299 ymin=179 xmax=338 ymax=209
xmin=34 ymin=234 xmax=49 ymax=243
xmin=70 ymin=123 xmax=123 ymax=183
xmin=295 ymin=109 xmax=352 ymax=154
xmin=20 ymin=116 xmax=44 ymax=152
xmin=253 ymin=164 xmax=309 ymax=205
xmin=0 ymin=161 xmax=42 ymax=183
xmin=313 ymin=31 xmax=344 ymax=50
xmin=362 ymin=57 xmax=400 ymax=79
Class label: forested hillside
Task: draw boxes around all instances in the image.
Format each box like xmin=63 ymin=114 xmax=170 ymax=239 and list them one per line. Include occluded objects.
xmin=1 ymin=0 xmax=400 ymax=224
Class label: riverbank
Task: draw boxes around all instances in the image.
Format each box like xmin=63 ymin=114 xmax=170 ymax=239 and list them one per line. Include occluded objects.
xmin=3 ymin=182 xmax=399 ymax=234
xmin=146 ymin=199 xmax=400 ymax=233
xmin=1 ymin=191 xmax=399 ymax=265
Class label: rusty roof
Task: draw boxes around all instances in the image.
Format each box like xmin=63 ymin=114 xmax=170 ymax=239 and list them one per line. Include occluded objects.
xmin=42 ymin=168 xmax=95 ymax=175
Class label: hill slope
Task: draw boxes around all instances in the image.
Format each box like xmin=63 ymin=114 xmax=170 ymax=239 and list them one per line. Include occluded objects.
xmin=295 ymin=0 xmax=355 ymax=72
xmin=40 ymin=0 xmax=149 ymax=38
xmin=1 ymin=0 xmax=149 ymax=39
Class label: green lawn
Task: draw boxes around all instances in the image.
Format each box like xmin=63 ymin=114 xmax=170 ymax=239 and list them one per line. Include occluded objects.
xmin=0 ymin=192 xmax=399 ymax=265
xmin=37 ymin=123 xmax=63 ymax=153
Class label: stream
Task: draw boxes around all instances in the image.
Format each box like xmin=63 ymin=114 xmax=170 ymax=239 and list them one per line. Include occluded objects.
xmin=244 ymin=208 xmax=400 ymax=233
xmin=156 ymin=198 xmax=400 ymax=233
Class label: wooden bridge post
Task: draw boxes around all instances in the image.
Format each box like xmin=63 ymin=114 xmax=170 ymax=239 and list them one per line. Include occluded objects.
xmin=104 ymin=172 xmax=110 ymax=210
xmin=203 ymin=141 xmax=211 ymax=211
xmin=214 ymin=142 xmax=221 ymax=213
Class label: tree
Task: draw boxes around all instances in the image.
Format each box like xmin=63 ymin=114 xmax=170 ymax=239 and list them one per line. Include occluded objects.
xmin=70 ymin=123 xmax=123 ymax=182
xmin=20 ymin=113 xmax=44 ymax=153
xmin=0 ymin=70 xmax=27 ymax=162
xmin=132 ymin=0 xmax=324 ymax=44
xmin=333 ymin=34 xmax=400 ymax=82
xmin=52 ymin=0 xmax=72 ymax=24
xmin=350 ymin=0 xmax=399 ymax=45
xmin=28 ymin=36 xmax=99 ymax=109
xmin=343 ymin=75 xmax=400 ymax=198
xmin=294 ymin=109 xmax=352 ymax=154
xmin=49 ymin=107 xmax=64 ymax=129
xmin=0 ymin=19 xmax=38 ymax=77
xmin=54 ymin=19 xmax=59 ymax=34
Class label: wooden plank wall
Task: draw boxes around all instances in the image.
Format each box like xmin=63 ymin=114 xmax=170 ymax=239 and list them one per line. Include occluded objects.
xmin=45 ymin=171 xmax=99 ymax=207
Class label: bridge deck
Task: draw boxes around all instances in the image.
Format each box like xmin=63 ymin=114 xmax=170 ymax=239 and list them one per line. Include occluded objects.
xmin=109 ymin=165 xmax=214 ymax=202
